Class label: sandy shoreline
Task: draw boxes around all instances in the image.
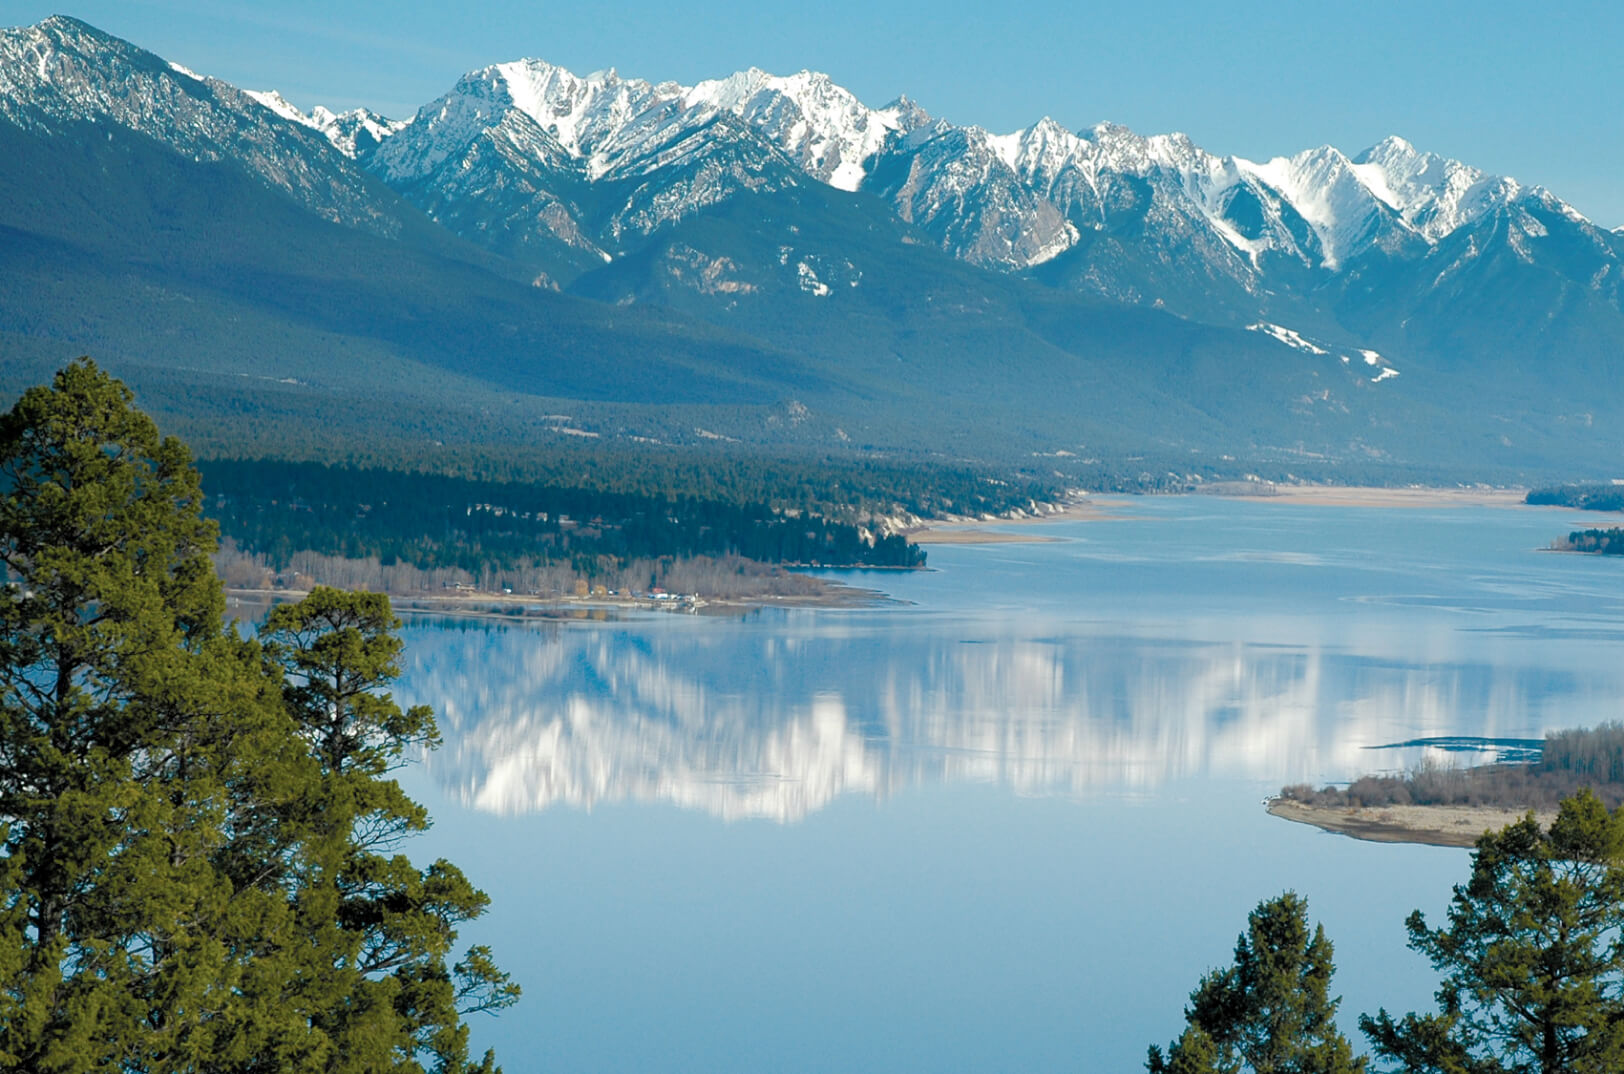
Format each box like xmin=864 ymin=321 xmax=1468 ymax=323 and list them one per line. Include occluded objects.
xmin=909 ymin=528 xmax=1064 ymax=545
xmin=1206 ymin=485 xmax=1530 ymax=509
xmin=906 ymin=497 xmax=1125 ymax=543
xmin=1267 ymin=798 xmax=1553 ymax=848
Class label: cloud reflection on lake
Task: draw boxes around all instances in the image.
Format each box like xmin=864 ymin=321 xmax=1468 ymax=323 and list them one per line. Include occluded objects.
xmin=401 ymin=611 xmax=1609 ymax=822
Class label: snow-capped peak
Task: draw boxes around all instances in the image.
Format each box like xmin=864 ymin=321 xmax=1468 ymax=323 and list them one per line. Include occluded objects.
xmin=683 ymin=66 xmax=917 ymax=190
xmin=243 ymin=91 xmax=406 ymax=158
xmin=987 ymin=116 xmax=1085 ymax=179
xmin=1236 ymin=145 xmax=1391 ymax=267
xmin=381 ymin=55 xmax=924 ymax=193
xmin=309 ymin=105 xmax=405 ymax=157
xmin=1352 ymin=135 xmax=1524 ymax=239
xmin=487 ymin=58 xmax=678 ymax=158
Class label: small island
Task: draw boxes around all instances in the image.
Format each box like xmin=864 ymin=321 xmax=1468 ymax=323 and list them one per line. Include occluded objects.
xmin=1269 ymin=725 xmax=1624 ymax=847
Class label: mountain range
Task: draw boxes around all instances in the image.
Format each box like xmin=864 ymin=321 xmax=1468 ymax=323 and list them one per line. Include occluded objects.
xmin=2 ymin=15 xmax=1620 ymax=477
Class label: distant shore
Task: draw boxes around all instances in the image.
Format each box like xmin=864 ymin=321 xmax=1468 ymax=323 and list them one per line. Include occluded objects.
xmin=906 ymin=485 xmax=1542 ymax=546
xmin=1266 ymin=798 xmax=1552 ymax=849
xmin=1205 ymin=485 xmax=1529 ymax=509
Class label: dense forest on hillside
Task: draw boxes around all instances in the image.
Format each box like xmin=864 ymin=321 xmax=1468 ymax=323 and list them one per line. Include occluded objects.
xmin=198 ymin=460 xmax=928 ymax=591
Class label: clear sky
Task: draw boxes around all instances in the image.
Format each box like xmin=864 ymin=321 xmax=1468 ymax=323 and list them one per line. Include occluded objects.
xmin=3 ymin=0 xmax=1621 ymax=227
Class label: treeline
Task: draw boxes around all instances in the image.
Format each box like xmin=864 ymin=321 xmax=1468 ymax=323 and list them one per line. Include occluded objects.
xmin=1553 ymin=527 xmax=1624 ymax=555
xmin=199 ymin=441 xmax=1066 ymax=524
xmin=1527 ymin=483 xmax=1624 ymax=511
xmin=1280 ymin=723 xmax=1624 ymax=811
xmin=198 ymin=459 xmax=925 ymax=579
xmin=215 ymin=544 xmax=835 ymax=602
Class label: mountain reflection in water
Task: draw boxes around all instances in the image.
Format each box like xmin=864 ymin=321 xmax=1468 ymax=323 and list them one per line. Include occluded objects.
xmin=400 ymin=612 xmax=1601 ymax=822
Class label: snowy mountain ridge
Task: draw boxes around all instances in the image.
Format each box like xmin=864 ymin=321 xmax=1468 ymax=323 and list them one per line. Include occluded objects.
xmin=0 ymin=14 xmax=1600 ymax=275
xmin=0 ymin=16 xmax=401 ymax=235
xmin=263 ymin=50 xmax=1592 ymax=281
xmin=3 ymin=14 xmax=1623 ymax=472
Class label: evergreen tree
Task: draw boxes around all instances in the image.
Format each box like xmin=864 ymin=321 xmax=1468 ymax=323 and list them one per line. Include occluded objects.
xmin=1149 ymin=892 xmax=1365 ymax=1074
xmin=261 ymin=587 xmax=518 ymax=1074
xmin=0 ymin=359 xmax=288 ymax=1070
xmin=1361 ymin=789 xmax=1624 ymax=1074
xmin=0 ymin=361 xmax=516 ymax=1071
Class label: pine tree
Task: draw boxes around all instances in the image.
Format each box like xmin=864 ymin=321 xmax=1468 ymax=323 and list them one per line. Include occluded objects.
xmin=1361 ymin=788 xmax=1624 ymax=1074
xmin=1149 ymin=892 xmax=1366 ymax=1074
xmin=261 ymin=587 xmax=518 ymax=1074
xmin=0 ymin=361 xmax=516 ymax=1072
xmin=0 ymin=359 xmax=289 ymax=1070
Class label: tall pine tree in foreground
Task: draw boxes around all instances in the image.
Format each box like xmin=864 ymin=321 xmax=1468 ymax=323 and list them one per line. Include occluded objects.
xmin=1362 ymin=788 xmax=1624 ymax=1074
xmin=1148 ymin=891 xmax=1365 ymax=1074
xmin=0 ymin=360 xmax=515 ymax=1072
xmin=260 ymin=587 xmax=518 ymax=1072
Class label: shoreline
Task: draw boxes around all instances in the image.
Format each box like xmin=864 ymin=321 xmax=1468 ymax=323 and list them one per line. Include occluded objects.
xmin=909 ymin=528 xmax=1066 ymax=545
xmin=1266 ymin=798 xmax=1553 ymax=849
xmin=906 ymin=496 xmax=1126 ymax=544
xmin=225 ymin=576 xmax=891 ymax=622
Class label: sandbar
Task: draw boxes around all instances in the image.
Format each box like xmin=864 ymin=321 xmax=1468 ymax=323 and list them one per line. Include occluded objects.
xmin=1267 ymin=798 xmax=1554 ymax=849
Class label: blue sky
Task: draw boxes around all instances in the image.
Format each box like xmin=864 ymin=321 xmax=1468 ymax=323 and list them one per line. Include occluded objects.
xmin=3 ymin=0 xmax=1621 ymax=226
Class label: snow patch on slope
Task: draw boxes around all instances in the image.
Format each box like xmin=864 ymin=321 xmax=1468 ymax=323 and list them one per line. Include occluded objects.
xmin=244 ymin=89 xmax=317 ymax=128
xmin=796 ymin=260 xmax=831 ymax=296
xmin=1249 ymin=322 xmax=1328 ymax=355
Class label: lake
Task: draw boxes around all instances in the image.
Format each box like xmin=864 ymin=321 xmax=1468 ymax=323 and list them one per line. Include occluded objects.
xmin=393 ymin=495 xmax=1624 ymax=1072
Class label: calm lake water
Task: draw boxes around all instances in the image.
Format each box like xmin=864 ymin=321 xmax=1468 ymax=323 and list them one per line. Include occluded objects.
xmin=393 ymin=496 xmax=1624 ymax=1073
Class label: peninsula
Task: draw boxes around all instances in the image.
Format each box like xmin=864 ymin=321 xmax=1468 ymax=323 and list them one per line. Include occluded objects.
xmin=1269 ymin=725 xmax=1624 ymax=848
